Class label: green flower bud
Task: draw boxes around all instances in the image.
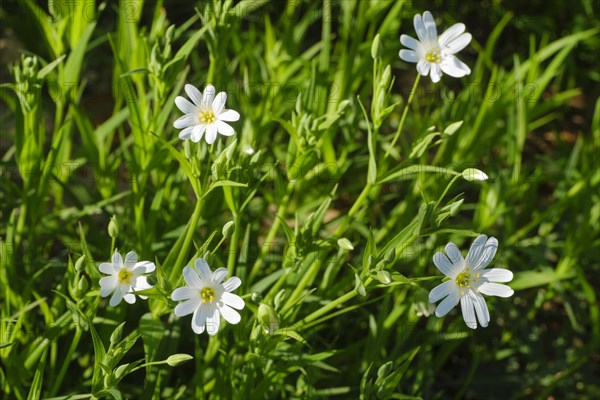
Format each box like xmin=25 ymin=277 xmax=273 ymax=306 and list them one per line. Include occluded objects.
xmin=337 ymin=238 xmax=354 ymax=251
xmin=74 ymin=255 xmax=86 ymax=272
xmin=110 ymin=323 xmax=125 ymax=344
xmin=371 ymin=34 xmax=382 ymax=59
xmin=77 ymin=275 xmax=88 ymax=293
xmin=166 ymin=354 xmax=194 ymax=366
xmin=108 ymin=215 xmax=119 ymax=238
xmin=377 ymin=361 xmax=393 ymax=378
xmin=257 ymin=304 xmax=279 ymax=334
xmin=222 ymin=221 xmax=235 ymax=238
xmin=462 ymin=168 xmax=489 ymax=182
xmin=376 ymin=270 xmax=391 ymax=285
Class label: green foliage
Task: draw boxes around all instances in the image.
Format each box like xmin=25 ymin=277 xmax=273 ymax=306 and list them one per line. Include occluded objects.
xmin=1 ymin=0 xmax=598 ymax=399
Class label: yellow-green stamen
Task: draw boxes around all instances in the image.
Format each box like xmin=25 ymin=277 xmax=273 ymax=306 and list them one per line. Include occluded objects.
xmin=425 ymin=48 xmax=441 ymax=63
xmin=117 ymin=268 xmax=132 ymax=284
xmin=200 ymin=287 xmax=215 ymax=303
xmin=455 ymin=271 xmax=471 ymax=288
xmin=199 ymin=110 xmax=216 ymax=124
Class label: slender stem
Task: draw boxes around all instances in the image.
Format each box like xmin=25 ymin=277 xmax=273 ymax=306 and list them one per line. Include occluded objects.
xmin=334 ymin=182 xmax=373 ymax=237
xmin=226 ymin=213 xmax=241 ymax=275
xmin=384 ymin=74 xmax=421 ymax=159
xmin=434 ymin=174 xmax=461 ymax=211
xmin=291 ymin=278 xmax=373 ymax=331
xmin=248 ymin=181 xmax=294 ymax=283
xmin=169 ymin=200 xmax=203 ymax=282
xmin=48 ymin=328 xmax=82 ymax=396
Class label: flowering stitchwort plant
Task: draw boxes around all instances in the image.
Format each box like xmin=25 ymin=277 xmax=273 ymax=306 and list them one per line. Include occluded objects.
xmin=399 ymin=11 xmax=472 ymax=82
xmin=428 ymin=235 xmax=514 ymax=329
xmin=171 ymin=258 xmax=245 ymax=335
xmin=98 ymin=251 xmax=155 ymax=307
xmin=173 ymin=84 xmax=240 ymax=144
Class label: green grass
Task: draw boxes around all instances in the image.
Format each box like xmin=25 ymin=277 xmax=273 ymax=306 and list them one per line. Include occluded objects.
xmin=1 ymin=0 xmax=599 ymax=399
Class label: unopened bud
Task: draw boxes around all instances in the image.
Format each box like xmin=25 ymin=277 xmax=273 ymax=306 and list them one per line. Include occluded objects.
xmin=222 ymin=221 xmax=235 ymax=238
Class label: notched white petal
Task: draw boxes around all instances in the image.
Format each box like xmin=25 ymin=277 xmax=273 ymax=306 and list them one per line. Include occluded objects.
xmin=480 ymin=268 xmax=513 ymax=283
xmin=460 ymin=295 xmax=477 ymax=329
xmin=478 ymin=282 xmax=514 ymax=298
xmin=222 ymin=276 xmax=242 ymax=292
xmin=429 ymin=280 xmax=454 ymax=303
xmin=221 ymin=292 xmax=245 ymax=310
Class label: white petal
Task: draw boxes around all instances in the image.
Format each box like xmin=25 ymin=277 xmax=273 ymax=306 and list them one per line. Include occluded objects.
xmin=191 ymin=124 xmax=206 ymax=143
xmin=444 ymin=242 xmax=465 ymax=269
xmin=133 ymin=276 xmax=152 ymax=291
xmin=133 ymin=261 xmax=155 ymax=274
xmin=218 ymin=109 xmax=240 ymax=122
xmin=191 ymin=304 xmax=207 ymax=334
xmin=435 ymin=286 xmax=460 ymax=317
xmin=413 ymin=13 xmax=427 ymax=42
xmin=109 ymin=288 xmax=124 ymax=306
xmin=433 ymin=251 xmax=455 ymax=278
xmin=219 ymin=304 xmax=241 ymax=324
xmin=471 ymin=293 xmax=490 ymax=328
xmin=212 ymin=92 xmax=227 ymax=115
xmin=202 ymin=85 xmax=215 ymax=107
xmin=222 ymin=276 xmax=242 ymax=292
xmin=99 ymin=276 xmax=118 ymax=297
xmin=438 ymin=23 xmax=466 ymax=47
xmin=124 ymin=251 xmax=137 ymax=265
xmin=175 ymin=96 xmax=197 ymax=114
xmin=472 ymin=237 xmax=498 ymax=270
xmin=211 ymin=268 xmax=229 ymax=284
xmin=123 ymin=293 xmax=136 ymax=304
xmin=217 ymin=121 xmax=235 ymax=136
xmin=173 ymin=114 xmax=196 ymax=129
xmin=112 ymin=251 xmax=123 ymax=266
xmin=399 ymin=49 xmax=419 ymax=63
xmin=206 ymin=306 xmax=220 ymax=336
xmin=460 ymin=295 xmax=477 ymax=329
xmin=221 ymin=292 xmax=245 ymax=310
xmin=172 ymin=286 xmax=198 ymax=301
xmin=428 ymin=280 xmax=454 ymax=303
xmin=400 ymin=34 xmax=420 ymax=50
xmin=185 ymin=84 xmax=203 ymax=106
xmin=422 ymin=12 xmax=437 ymax=42
xmin=194 ymin=259 xmax=212 ymax=282
xmin=205 ymin=124 xmax=218 ymax=144
xmin=478 ymin=282 xmax=514 ymax=298
xmin=99 ymin=262 xmax=115 ymax=275
xmin=178 ymin=126 xmax=194 ymax=140
xmin=480 ymin=268 xmax=513 ymax=283
xmin=465 ymin=235 xmax=488 ymax=267
xmin=183 ymin=266 xmax=203 ymax=289
xmin=416 ymin=59 xmax=430 ymax=76
xmin=175 ymin=298 xmax=199 ymax=317
xmin=430 ymin=63 xmax=441 ymax=83
xmin=445 ymin=33 xmax=472 ymax=55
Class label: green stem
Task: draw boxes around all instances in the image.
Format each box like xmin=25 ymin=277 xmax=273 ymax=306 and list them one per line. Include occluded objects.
xmin=226 ymin=213 xmax=241 ymax=275
xmin=169 ymin=200 xmax=203 ymax=282
xmin=384 ymin=74 xmax=421 ymax=159
xmin=248 ymin=181 xmax=294 ymax=283
xmin=434 ymin=173 xmax=462 ymax=211
xmin=334 ymin=182 xmax=373 ymax=237
xmin=48 ymin=328 xmax=82 ymax=396
xmin=291 ymin=278 xmax=373 ymax=331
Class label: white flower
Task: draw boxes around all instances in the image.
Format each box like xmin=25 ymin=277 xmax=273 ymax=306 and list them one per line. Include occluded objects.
xmin=399 ymin=11 xmax=472 ymax=83
xmin=428 ymin=235 xmax=514 ymax=329
xmin=173 ymin=84 xmax=240 ymax=144
xmin=99 ymin=251 xmax=155 ymax=307
xmin=171 ymin=258 xmax=245 ymax=335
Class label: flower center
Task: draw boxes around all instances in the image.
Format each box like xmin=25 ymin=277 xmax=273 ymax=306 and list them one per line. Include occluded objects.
xmin=199 ymin=110 xmax=216 ymax=124
xmin=200 ymin=287 xmax=216 ymax=303
xmin=425 ymin=48 xmax=442 ymax=63
xmin=455 ymin=270 xmax=481 ymax=295
xmin=117 ymin=268 xmax=132 ymax=284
